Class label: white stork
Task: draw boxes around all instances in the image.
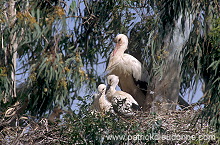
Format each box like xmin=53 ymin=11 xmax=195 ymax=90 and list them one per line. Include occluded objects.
xmin=105 ymin=75 xmax=141 ymax=116
xmin=98 ymin=84 xmax=113 ymax=113
xmin=92 ymin=84 xmax=113 ymax=113
xmin=91 ymin=84 xmax=105 ymax=112
xmin=106 ymin=34 xmax=149 ymax=109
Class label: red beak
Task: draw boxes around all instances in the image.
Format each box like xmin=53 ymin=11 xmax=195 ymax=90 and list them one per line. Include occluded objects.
xmin=113 ymin=44 xmax=119 ymax=56
xmin=113 ymin=48 xmax=118 ymax=56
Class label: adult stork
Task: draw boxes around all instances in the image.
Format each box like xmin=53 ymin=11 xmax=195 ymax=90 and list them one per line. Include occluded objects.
xmin=105 ymin=75 xmax=141 ymax=116
xmin=106 ymin=34 xmax=150 ymax=109
xmin=106 ymin=34 xmax=189 ymax=111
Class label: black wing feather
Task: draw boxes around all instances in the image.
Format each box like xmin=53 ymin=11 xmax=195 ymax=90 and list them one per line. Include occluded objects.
xmin=133 ymin=77 xmax=148 ymax=95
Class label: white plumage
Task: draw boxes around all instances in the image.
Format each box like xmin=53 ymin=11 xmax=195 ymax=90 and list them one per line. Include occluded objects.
xmin=92 ymin=84 xmax=113 ymax=113
xmin=91 ymin=84 xmax=104 ymax=112
xmin=106 ymin=34 xmax=149 ymax=109
xmin=105 ymin=75 xmax=141 ymax=116
xmin=98 ymin=84 xmax=113 ymax=113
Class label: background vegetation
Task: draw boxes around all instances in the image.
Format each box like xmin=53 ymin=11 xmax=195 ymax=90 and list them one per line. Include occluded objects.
xmin=0 ymin=0 xmax=219 ymax=144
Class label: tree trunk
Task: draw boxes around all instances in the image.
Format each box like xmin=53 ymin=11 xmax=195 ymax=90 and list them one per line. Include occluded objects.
xmin=7 ymin=0 xmax=17 ymax=99
xmin=148 ymin=12 xmax=194 ymax=112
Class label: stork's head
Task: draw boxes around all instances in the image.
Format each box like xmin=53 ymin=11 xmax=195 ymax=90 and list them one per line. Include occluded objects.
xmin=114 ymin=34 xmax=128 ymax=46
xmin=107 ymin=75 xmax=119 ymax=88
xmin=105 ymin=75 xmax=119 ymax=100
xmin=112 ymin=34 xmax=128 ymax=56
xmin=97 ymin=84 xmax=106 ymax=94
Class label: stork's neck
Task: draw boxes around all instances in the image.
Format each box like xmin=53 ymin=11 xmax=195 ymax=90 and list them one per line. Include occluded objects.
xmin=106 ymin=86 xmax=116 ymax=101
xmin=113 ymin=45 xmax=127 ymax=56
xmin=111 ymin=86 xmax=117 ymax=94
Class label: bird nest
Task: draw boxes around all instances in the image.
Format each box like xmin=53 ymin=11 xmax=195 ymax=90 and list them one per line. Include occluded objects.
xmin=0 ymin=107 xmax=219 ymax=144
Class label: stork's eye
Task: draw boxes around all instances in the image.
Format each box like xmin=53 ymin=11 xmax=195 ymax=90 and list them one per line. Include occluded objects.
xmin=118 ymin=38 xmax=121 ymax=42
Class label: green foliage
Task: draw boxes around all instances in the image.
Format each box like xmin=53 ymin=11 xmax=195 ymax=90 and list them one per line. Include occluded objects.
xmin=62 ymin=108 xmax=163 ymax=144
xmin=0 ymin=67 xmax=12 ymax=105
xmin=197 ymin=17 xmax=220 ymax=132
xmin=179 ymin=0 xmax=219 ymax=93
xmin=58 ymin=104 xmax=218 ymax=144
xmin=27 ymin=52 xmax=87 ymax=116
xmin=0 ymin=0 xmax=94 ymax=115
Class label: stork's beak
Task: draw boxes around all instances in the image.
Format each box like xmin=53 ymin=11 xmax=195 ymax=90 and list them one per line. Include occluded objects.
xmin=113 ymin=48 xmax=118 ymax=56
xmin=105 ymin=84 xmax=110 ymax=94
